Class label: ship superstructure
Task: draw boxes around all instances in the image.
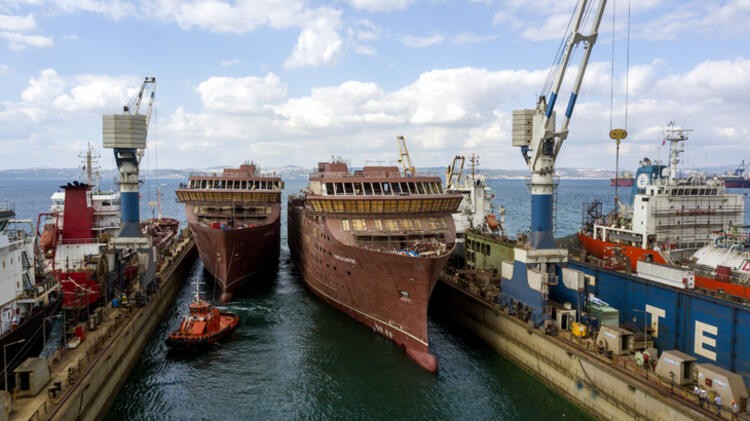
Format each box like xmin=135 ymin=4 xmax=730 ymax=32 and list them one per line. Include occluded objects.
xmin=580 ymin=124 xmax=744 ymax=267
xmin=176 ymin=163 xmax=282 ymax=302
xmin=445 ymin=155 xmax=498 ymax=256
xmin=288 ymin=152 xmax=462 ymax=372
xmin=48 ymin=144 xmax=120 ymax=239
xmin=0 ymin=207 xmax=59 ymax=391
xmin=578 ymin=124 xmax=747 ymax=299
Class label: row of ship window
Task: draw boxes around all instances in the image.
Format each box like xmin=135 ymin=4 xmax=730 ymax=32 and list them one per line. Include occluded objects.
xmin=324 ymin=181 xmax=443 ymax=196
xmin=309 ymin=198 xmax=459 ymax=214
xmin=341 ymin=218 xmax=447 ymax=232
xmin=465 ymin=239 xmax=491 ymax=257
xmin=187 ymin=179 xmax=282 ymax=190
xmin=177 ymin=191 xmax=281 ymax=203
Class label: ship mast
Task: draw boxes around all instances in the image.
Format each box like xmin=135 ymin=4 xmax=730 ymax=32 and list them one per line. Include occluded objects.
xmin=78 ymin=143 xmax=101 ymax=188
xmin=664 ymin=122 xmax=691 ymax=185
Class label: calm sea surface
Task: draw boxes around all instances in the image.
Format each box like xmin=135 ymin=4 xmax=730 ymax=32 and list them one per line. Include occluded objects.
xmin=1 ymin=176 xmax=748 ymax=420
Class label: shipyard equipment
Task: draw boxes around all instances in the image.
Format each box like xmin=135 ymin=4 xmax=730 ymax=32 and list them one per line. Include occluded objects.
xmin=396 ymin=135 xmax=416 ymax=177
xmin=696 ymin=363 xmax=748 ymax=411
xmin=655 ymin=350 xmax=696 ymax=386
xmin=499 ymin=0 xmax=607 ymax=323
xmin=512 ymin=0 xmax=606 ymax=249
xmin=103 ymin=76 xmax=156 ymax=238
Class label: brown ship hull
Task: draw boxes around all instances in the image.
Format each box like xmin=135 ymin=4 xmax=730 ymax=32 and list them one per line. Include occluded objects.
xmin=288 ymin=200 xmax=452 ymax=372
xmin=190 ymin=216 xmax=280 ymax=302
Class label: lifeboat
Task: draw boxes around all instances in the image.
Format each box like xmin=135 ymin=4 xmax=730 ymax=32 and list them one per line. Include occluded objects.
xmin=485 ymin=214 xmax=499 ymax=232
xmin=39 ymin=223 xmax=58 ymax=257
xmin=165 ymin=286 xmax=239 ymax=351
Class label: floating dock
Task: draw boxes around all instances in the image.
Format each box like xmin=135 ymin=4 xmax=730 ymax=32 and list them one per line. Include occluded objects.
xmin=8 ymin=233 xmax=196 ymax=421
xmin=432 ymin=274 xmax=736 ymax=421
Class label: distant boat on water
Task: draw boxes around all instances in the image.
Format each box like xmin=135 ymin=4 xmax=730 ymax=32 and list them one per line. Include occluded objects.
xmin=609 ymin=171 xmax=634 ymax=187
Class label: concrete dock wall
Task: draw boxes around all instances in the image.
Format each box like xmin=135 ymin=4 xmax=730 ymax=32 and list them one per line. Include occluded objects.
xmin=432 ymin=281 xmax=706 ymax=421
xmin=47 ymin=239 xmax=196 ymax=421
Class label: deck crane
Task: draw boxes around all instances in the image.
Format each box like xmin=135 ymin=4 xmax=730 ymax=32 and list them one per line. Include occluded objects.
xmin=103 ymin=76 xmax=157 ymax=238
xmin=396 ymin=135 xmax=416 ymax=176
xmin=498 ymin=1 xmax=607 ymax=324
xmin=512 ymin=0 xmax=607 ymax=249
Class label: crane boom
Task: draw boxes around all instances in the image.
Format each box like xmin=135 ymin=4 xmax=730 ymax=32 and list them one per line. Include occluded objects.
xmin=397 ymin=135 xmax=416 ymax=176
xmin=512 ymin=0 xmax=607 ymax=249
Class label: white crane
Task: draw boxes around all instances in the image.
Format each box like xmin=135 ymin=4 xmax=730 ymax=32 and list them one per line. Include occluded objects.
xmin=103 ymin=76 xmax=157 ymax=238
xmin=512 ymin=0 xmax=607 ymax=249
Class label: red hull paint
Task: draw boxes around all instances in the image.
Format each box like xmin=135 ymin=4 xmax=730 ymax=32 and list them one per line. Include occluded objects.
xmin=609 ymin=178 xmax=634 ymax=187
xmin=189 ymin=213 xmax=280 ymax=301
xmin=288 ymin=200 xmax=453 ymax=372
xmin=57 ymin=270 xmax=101 ymax=309
xmin=165 ymin=312 xmax=239 ymax=349
xmin=695 ymin=275 xmax=750 ymax=299
xmin=577 ymin=233 xmax=666 ymax=272
xmin=724 ymin=178 xmax=750 ymax=188
xmin=578 ymin=233 xmax=750 ymax=300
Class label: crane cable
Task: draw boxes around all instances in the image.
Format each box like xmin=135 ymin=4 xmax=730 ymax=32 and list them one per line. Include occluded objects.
xmin=609 ymin=0 xmax=632 ymax=132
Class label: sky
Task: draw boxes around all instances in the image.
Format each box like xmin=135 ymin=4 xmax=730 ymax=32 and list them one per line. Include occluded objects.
xmin=0 ymin=0 xmax=748 ymax=173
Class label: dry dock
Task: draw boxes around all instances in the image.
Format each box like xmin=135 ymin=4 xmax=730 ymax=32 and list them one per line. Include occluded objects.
xmin=8 ymin=234 xmax=196 ymax=421
xmin=432 ymin=276 xmax=742 ymax=421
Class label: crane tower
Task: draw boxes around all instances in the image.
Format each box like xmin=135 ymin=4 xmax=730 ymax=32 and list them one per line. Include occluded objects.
xmin=103 ymin=76 xmax=156 ymax=239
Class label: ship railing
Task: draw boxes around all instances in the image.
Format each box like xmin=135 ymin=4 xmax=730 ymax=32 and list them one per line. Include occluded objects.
xmin=650 ymin=205 xmax=744 ymax=217
xmin=187 ymin=171 xmax=281 ymax=180
xmin=5 ymin=228 xmax=31 ymax=243
xmin=309 ymin=170 xmax=442 ymax=178
xmin=354 ymin=233 xmax=449 ymax=256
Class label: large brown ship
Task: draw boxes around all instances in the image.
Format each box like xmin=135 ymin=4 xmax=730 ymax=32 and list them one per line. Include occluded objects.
xmin=288 ymin=161 xmax=462 ymax=372
xmin=176 ymin=163 xmax=282 ymax=302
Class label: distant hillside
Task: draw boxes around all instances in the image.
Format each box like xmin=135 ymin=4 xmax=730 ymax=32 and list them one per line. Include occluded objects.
xmin=0 ymin=164 xmax=738 ymax=181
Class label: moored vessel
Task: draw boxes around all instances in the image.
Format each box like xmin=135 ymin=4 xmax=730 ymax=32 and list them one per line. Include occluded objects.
xmin=287 ymin=146 xmax=462 ymax=372
xmin=577 ymin=123 xmax=746 ymax=298
xmin=0 ymin=207 xmax=60 ymax=392
xmin=165 ymin=282 xmax=239 ymax=351
xmin=720 ymin=160 xmax=750 ymax=188
xmin=176 ymin=163 xmax=282 ymax=302
xmin=445 ymin=154 xmax=498 ymax=260
xmin=609 ymin=171 xmax=634 ymax=187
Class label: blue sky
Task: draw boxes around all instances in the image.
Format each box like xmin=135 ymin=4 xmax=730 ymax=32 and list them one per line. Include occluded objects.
xmin=0 ymin=0 xmax=748 ymax=172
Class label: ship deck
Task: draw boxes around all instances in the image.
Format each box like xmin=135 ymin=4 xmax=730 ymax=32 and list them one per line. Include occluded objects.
xmin=9 ymin=235 xmax=196 ymax=421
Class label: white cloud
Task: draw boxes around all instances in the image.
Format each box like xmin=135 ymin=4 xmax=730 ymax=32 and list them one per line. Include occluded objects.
xmin=284 ymin=8 xmax=343 ymax=69
xmin=0 ymin=64 xmax=9 ymax=76
xmin=520 ymin=12 xmax=573 ymax=41
xmin=275 ymin=81 xmax=391 ymax=128
xmin=452 ymin=33 xmax=499 ymax=44
xmin=144 ymin=0 xmax=303 ymax=33
xmin=348 ymin=19 xmax=380 ymax=56
xmin=31 ymin=0 xmax=136 ymax=21
xmin=220 ymin=58 xmax=240 ymax=67
xmin=52 ymin=74 xmax=139 ymax=112
xmin=21 ymin=69 xmax=66 ymax=104
xmin=402 ymin=34 xmax=443 ymax=48
xmin=0 ymin=14 xmax=36 ymax=32
xmin=344 ymin=0 xmax=415 ymax=12
xmin=196 ymin=74 xmax=287 ymax=113
xmin=0 ymin=31 xmax=53 ymax=50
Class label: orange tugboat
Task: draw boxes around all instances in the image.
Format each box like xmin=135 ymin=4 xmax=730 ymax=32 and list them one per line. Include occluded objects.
xmin=165 ymin=283 xmax=239 ymax=350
